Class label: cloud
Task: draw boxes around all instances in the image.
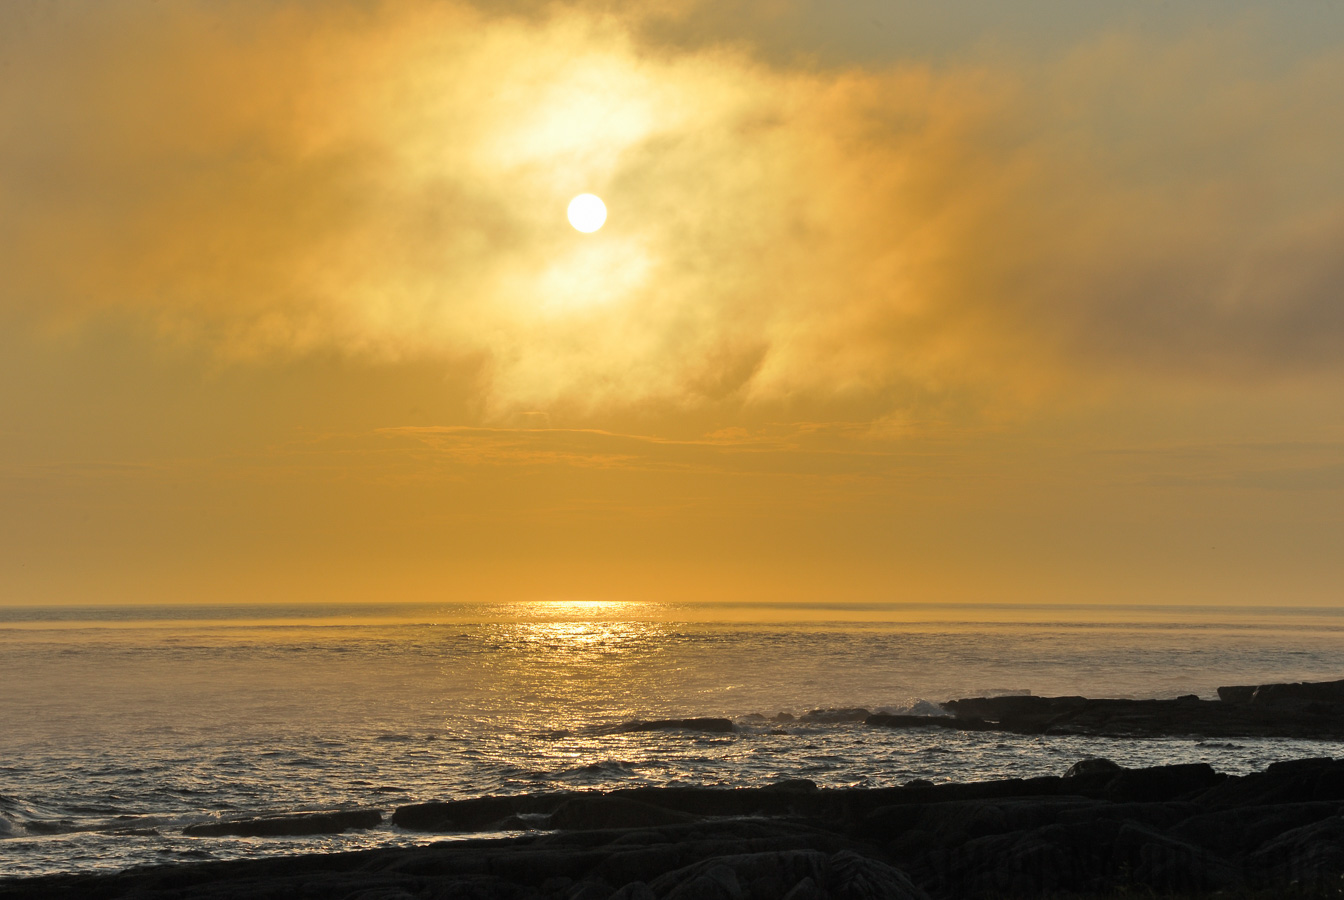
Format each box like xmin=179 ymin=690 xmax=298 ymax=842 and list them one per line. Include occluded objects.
xmin=4 ymin=0 xmax=1344 ymax=426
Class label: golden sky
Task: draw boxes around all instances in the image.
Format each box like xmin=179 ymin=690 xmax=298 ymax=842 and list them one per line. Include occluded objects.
xmin=3 ymin=0 xmax=1343 ymax=608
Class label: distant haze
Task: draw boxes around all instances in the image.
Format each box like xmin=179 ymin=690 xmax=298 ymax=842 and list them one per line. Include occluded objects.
xmin=2 ymin=1 xmax=1342 ymax=608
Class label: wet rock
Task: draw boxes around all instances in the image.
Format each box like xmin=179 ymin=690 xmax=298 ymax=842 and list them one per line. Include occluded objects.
xmin=1063 ymin=757 xmax=1122 ymax=779
xmin=940 ymin=695 xmax=1086 ymax=728
xmin=611 ymin=718 xmax=735 ymax=734
xmin=550 ymin=796 xmax=697 ymax=830
xmin=767 ymin=779 xmax=819 ymax=792
xmin=800 ymin=708 xmax=872 ymax=724
xmin=865 ymin=714 xmax=992 ymax=731
xmin=1102 ymin=763 xmax=1223 ymax=803
xmin=1195 ymin=757 xmax=1344 ymax=809
xmin=1250 ymin=678 xmax=1344 ymax=707
xmin=942 ymin=686 xmax=1344 ymax=739
xmin=182 ymin=809 xmax=382 ymax=837
xmin=392 ymin=794 xmax=567 ymax=831
xmin=1218 ymin=684 xmax=1257 ymax=703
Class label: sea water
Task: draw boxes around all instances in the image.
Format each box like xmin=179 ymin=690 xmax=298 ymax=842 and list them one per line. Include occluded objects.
xmin=3 ymin=601 xmax=1344 ymax=877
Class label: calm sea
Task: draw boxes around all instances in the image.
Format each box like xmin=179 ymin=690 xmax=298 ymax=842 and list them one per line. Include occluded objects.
xmin=3 ymin=601 xmax=1344 ymax=877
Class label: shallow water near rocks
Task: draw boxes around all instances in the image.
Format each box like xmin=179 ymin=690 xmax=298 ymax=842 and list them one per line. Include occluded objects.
xmin=3 ymin=601 xmax=1344 ymax=877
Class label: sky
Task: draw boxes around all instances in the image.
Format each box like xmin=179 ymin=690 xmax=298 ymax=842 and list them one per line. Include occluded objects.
xmin=2 ymin=0 xmax=1343 ymax=609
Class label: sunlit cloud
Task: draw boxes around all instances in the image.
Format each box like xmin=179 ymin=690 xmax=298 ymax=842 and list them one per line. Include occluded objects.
xmin=4 ymin=0 xmax=1344 ymax=607
xmin=4 ymin=1 xmax=1341 ymax=427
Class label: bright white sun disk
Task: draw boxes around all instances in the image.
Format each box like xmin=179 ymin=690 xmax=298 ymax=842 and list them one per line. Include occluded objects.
xmin=567 ymin=194 xmax=607 ymax=233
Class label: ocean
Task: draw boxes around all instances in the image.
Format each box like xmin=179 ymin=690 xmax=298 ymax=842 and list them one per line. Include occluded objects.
xmin=3 ymin=601 xmax=1344 ymax=878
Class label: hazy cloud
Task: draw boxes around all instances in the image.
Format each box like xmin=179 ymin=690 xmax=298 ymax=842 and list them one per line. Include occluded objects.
xmin=3 ymin=0 xmax=1343 ymax=425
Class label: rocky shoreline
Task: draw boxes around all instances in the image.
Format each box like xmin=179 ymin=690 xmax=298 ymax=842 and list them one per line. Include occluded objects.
xmin=7 ymin=678 xmax=1344 ymax=899
xmin=606 ymin=677 xmax=1344 ymax=741
xmin=7 ymin=756 xmax=1344 ymax=898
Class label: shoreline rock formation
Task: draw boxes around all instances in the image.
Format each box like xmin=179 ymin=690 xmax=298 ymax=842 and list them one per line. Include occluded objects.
xmin=879 ymin=676 xmax=1344 ymax=739
xmin=8 ymin=678 xmax=1344 ymax=898
xmin=8 ymin=757 xmax=1344 ymax=898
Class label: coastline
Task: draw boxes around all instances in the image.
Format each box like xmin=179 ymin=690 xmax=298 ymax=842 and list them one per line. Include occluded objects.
xmin=4 ymin=756 xmax=1344 ymax=898
xmin=7 ymin=676 xmax=1344 ymax=898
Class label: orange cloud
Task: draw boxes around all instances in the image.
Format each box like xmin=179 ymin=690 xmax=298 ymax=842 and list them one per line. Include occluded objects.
xmin=4 ymin=0 xmax=1344 ymax=429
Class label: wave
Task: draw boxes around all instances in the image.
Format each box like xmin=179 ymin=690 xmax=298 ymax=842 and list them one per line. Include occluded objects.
xmin=0 ymin=792 xmax=187 ymax=841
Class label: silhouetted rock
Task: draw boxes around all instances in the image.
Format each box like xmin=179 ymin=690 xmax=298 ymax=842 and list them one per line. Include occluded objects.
xmin=1248 ymin=813 xmax=1344 ymax=888
xmin=15 ymin=757 xmax=1344 ymax=899
xmin=1061 ymin=757 xmax=1123 ymax=790
xmin=800 ymin=708 xmax=872 ymax=724
xmin=393 ymin=794 xmax=568 ymax=831
xmin=767 ymin=779 xmax=819 ymax=792
xmin=1194 ymin=756 xmax=1344 ymax=809
xmin=1218 ymin=684 xmax=1257 ymax=703
xmin=1250 ymin=678 xmax=1344 ymax=706
xmin=612 ymin=718 xmax=735 ymax=734
xmin=938 ymin=678 xmax=1344 ymax=739
xmin=864 ymin=714 xmax=992 ymax=732
xmin=1102 ymin=763 xmax=1223 ymax=803
xmin=182 ymin=809 xmax=382 ymax=837
xmin=550 ymin=796 xmax=696 ymax=830
xmin=648 ymin=849 xmax=929 ymax=900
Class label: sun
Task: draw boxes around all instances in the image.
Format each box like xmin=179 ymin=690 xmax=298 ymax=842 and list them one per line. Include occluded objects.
xmin=567 ymin=194 xmax=607 ymax=233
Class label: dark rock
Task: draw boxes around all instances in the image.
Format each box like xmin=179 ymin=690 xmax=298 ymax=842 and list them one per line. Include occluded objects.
xmin=937 ymin=819 xmax=1121 ymax=896
xmin=550 ymin=796 xmax=697 ymax=830
xmin=866 ymin=797 xmax=1098 ymax=845
xmin=1109 ymin=821 xmax=1241 ymax=893
xmin=1250 ymin=678 xmax=1344 ymax=707
xmin=1218 ymin=684 xmax=1257 ymax=703
xmin=612 ymin=718 xmax=734 ymax=734
xmin=826 ymin=849 xmax=929 ymax=899
xmin=801 ymin=708 xmax=873 ymax=723
xmin=940 ymin=695 xmax=1085 ymax=726
xmin=941 ymin=680 xmax=1344 ymax=738
xmin=1195 ymin=757 xmax=1344 ymax=809
xmin=1169 ymin=801 xmax=1343 ymax=858
xmin=566 ymin=878 xmax=614 ymax=900
xmin=182 ymin=809 xmax=382 ymax=837
xmin=393 ymin=794 xmax=567 ymax=831
xmin=1102 ymin=763 xmax=1223 ymax=803
xmin=782 ymin=876 xmax=826 ymax=900
xmin=1249 ymin=814 xmax=1344 ymax=887
xmin=647 ymin=849 xmax=927 ymax=900
xmin=1062 ymin=757 xmax=1123 ymax=779
xmin=865 ymin=714 xmax=992 ymax=731
xmin=1057 ymin=801 xmax=1200 ymax=832
xmin=767 ymin=779 xmax=819 ymax=792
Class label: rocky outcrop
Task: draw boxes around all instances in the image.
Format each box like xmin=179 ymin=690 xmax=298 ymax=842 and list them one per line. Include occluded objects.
xmin=392 ymin=793 xmax=568 ymax=831
xmin=181 ymin=809 xmax=382 ymax=837
xmin=864 ymin=714 xmax=992 ymax=732
xmin=1247 ymin=678 xmax=1344 ymax=707
xmin=939 ymin=678 xmax=1344 ymax=738
xmin=13 ymin=759 xmax=1344 ymax=898
xmin=611 ymin=718 xmax=735 ymax=734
